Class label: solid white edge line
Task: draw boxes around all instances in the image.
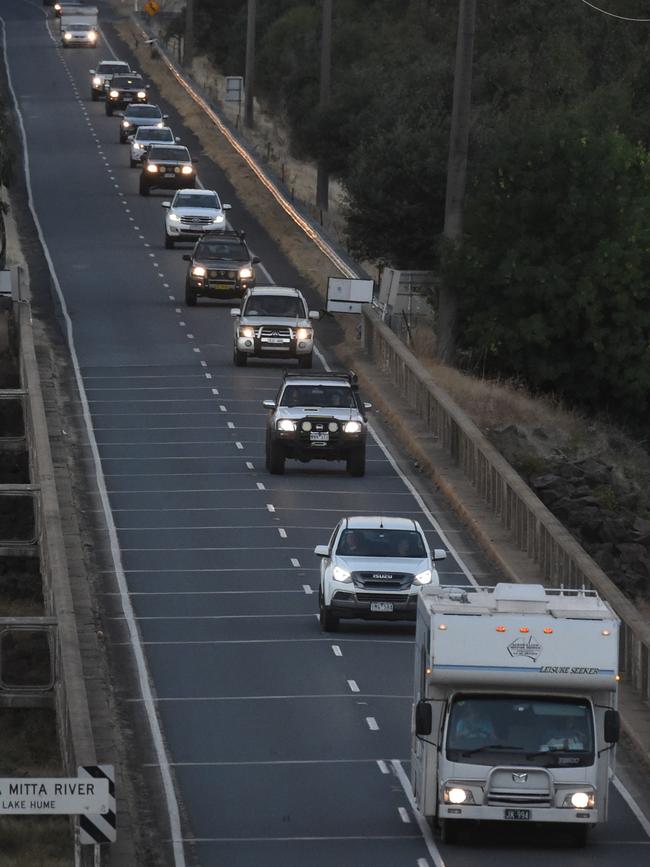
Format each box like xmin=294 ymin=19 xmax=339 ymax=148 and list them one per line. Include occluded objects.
xmin=0 ymin=18 xmax=186 ymax=867
xmin=612 ymin=775 xmax=650 ymax=839
xmin=391 ymin=760 xmax=445 ymax=867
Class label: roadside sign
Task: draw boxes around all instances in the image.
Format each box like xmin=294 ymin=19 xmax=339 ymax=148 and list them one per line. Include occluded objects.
xmin=79 ymin=765 xmax=117 ymax=845
xmin=327 ymin=277 xmax=373 ymax=314
xmin=144 ymin=0 xmax=160 ymax=16
xmin=225 ymin=76 xmax=244 ymax=103
xmin=0 ymin=777 xmax=109 ymax=815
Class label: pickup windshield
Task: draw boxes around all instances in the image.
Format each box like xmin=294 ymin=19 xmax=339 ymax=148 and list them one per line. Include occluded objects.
xmin=337 ymin=528 xmax=426 ymax=558
xmin=148 ymin=147 xmax=190 ymax=162
xmin=280 ymin=385 xmax=355 ymax=409
xmin=446 ymin=695 xmax=595 ymax=767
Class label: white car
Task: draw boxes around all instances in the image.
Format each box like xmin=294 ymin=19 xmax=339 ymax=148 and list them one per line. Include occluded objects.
xmin=315 ymin=516 xmax=446 ymax=631
xmin=162 ymin=188 xmax=231 ymax=248
xmin=89 ymin=60 xmax=131 ymax=100
xmin=129 ymin=126 xmax=178 ymax=167
xmin=62 ymin=22 xmax=97 ymax=47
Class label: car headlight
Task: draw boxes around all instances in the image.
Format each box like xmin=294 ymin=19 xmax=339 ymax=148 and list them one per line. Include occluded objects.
xmin=93 ymin=76 xmax=101 ymax=86
xmin=276 ymin=419 xmax=297 ymax=432
xmin=64 ymin=32 xmax=72 ymax=40
xmin=122 ymin=120 xmax=130 ymax=128
xmin=332 ymin=566 xmax=352 ymax=583
xmin=414 ymin=569 xmax=432 ymax=585
xmin=343 ymin=421 xmax=361 ymax=434
xmin=146 ymin=164 xmax=158 ymax=173
xmin=168 ymin=213 xmax=180 ymax=222
xmin=444 ymin=786 xmax=476 ymax=805
xmin=192 ymin=266 xmax=206 ymax=277
xmin=239 ymin=326 xmax=255 ymax=339
xmin=238 ymin=267 xmax=253 ymax=280
xmin=88 ymin=31 xmax=97 ymax=41
xmin=563 ymin=791 xmax=594 ymax=809
xmin=212 ymin=214 xmax=225 ymax=224
xmin=137 ymin=91 xmax=146 ymax=99
xmin=109 ymin=90 xmax=119 ymax=98
xmin=54 ymin=3 xmax=61 ymax=10
xmin=181 ymin=165 xmax=193 ymax=175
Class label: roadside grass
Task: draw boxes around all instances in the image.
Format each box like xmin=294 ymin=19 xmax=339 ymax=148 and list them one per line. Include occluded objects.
xmin=0 ymin=701 xmax=72 ymax=865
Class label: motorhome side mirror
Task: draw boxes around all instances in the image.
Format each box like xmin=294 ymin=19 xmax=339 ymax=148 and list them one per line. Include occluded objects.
xmin=415 ymin=700 xmax=432 ymax=737
xmin=433 ymin=549 xmax=447 ymax=561
xmin=262 ymin=399 xmax=276 ymax=410
xmin=230 ymin=308 xmax=241 ymax=317
xmin=314 ymin=545 xmax=329 ymax=558
xmin=251 ymin=256 xmax=260 ymax=265
xmin=182 ymin=254 xmax=191 ymax=261
xmin=604 ymin=709 xmax=620 ymax=744
xmin=223 ymin=203 xmax=232 ymax=210
xmin=309 ymin=310 xmax=321 ymax=321
xmin=161 ymin=201 xmax=171 ymax=209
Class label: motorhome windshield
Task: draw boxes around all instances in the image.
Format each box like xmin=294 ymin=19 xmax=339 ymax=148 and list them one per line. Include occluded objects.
xmin=446 ymin=695 xmax=595 ymax=768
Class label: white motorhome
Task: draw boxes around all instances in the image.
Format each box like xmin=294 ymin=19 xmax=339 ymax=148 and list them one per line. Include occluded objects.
xmin=411 ymin=583 xmax=620 ymax=846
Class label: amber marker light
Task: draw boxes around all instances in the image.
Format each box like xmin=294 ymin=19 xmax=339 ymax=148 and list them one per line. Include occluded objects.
xmin=496 ymin=626 xmax=506 ymax=633
xmin=519 ymin=627 xmax=529 ymax=633
xmin=438 ymin=624 xmax=447 ymax=631
xmin=543 ymin=628 xmax=553 ymax=634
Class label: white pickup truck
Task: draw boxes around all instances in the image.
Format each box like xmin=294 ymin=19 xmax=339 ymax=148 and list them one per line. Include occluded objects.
xmin=411 ymin=582 xmax=620 ymax=846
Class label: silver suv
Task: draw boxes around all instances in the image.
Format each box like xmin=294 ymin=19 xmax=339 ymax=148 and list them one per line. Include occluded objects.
xmin=315 ymin=516 xmax=446 ymax=631
xmin=231 ymin=286 xmax=319 ymax=368
xmin=262 ymin=371 xmax=370 ymax=476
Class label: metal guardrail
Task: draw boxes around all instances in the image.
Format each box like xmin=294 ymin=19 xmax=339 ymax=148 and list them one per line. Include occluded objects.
xmin=362 ymin=305 xmax=650 ymax=703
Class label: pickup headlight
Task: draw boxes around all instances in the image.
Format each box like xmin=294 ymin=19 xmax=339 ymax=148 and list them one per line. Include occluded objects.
xmin=137 ymin=90 xmax=146 ymax=99
xmin=146 ymin=164 xmax=159 ymax=173
xmin=212 ymin=214 xmax=225 ymax=224
xmin=64 ymin=32 xmax=72 ymax=40
xmin=414 ymin=569 xmax=432 ymax=585
xmin=181 ymin=165 xmax=194 ymax=175
xmin=156 ymin=121 xmax=164 ymax=128
xmin=332 ymin=566 xmax=352 ymax=583
xmin=296 ymin=327 xmax=312 ymax=341
xmin=93 ymin=76 xmax=101 ymax=86
xmin=343 ymin=421 xmax=362 ymax=434
xmin=192 ymin=266 xmax=206 ymax=277
xmin=133 ymin=143 xmax=142 ymax=150
xmin=563 ymin=791 xmax=594 ymax=809
xmin=168 ymin=213 xmax=180 ymax=222
xmin=276 ymin=419 xmax=297 ymax=432
xmin=238 ymin=267 xmax=253 ymax=280
xmin=239 ymin=326 xmax=255 ymax=339
xmin=444 ymin=786 xmax=476 ymax=805
xmin=109 ymin=90 xmax=119 ymax=98
xmin=122 ymin=120 xmax=130 ymax=128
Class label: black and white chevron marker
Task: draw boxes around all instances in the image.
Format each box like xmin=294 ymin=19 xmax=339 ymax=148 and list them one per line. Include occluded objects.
xmin=78 ymin=765 xmax=116 ymax=845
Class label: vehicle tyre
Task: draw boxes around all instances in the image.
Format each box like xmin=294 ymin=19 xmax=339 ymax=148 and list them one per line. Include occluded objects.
xmin=139 ymin=179 xmax=150 ymax=197
xmin=91 ymin=90 xmax=98 ymax=101
xmin=129 ymin=157 xmax=137 ymax=168
xmin=439 ymin=819 xmax=460 ymax=845
xmin=164 ymin=233 xmax=174 ymax=249
xmin=185 ymin=285 xmax=197 ymax=306
xmin=267 ymin=440 xmax=285 ymax=475
xmin=319 ymin=593 xmax=339 ymax=632
xmin=346 ymin=444 xmax=366 ymax=478
xmin=105 ymin=102 xmax=113 ymax=116
xmin=298 ymin=353 xmax=313 ymax=370
xmin=233 ymin=348 xmax=247 ymax=367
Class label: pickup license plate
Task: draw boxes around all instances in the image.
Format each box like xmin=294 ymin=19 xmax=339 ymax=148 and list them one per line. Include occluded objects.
xmin=310 ymin=432 xmax=329 ymax=442
xmin=370 ymin=601 xmax=394 ymax=613
xmin=164 ymin=172 xmax=175 ymax=178
xmin=123 ymin=95 xmax=132 ymax=101
xmin=209 ymin=283 xmax=231 ymax=291
xmin=504 ymin=809 xmax=530 ymax=821
xmin=265 ymin=338 xmax=287 ymax=344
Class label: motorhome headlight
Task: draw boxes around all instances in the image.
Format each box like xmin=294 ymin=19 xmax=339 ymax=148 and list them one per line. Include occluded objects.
xmin=563 ymin=791 xmax=594 ymax=809
xmin=239 ymin=326 xmax=255 ymax=339
xmin=93 ymin=76 xmax=102 ymax=87
xmin=444 ymin=786 xmax=475 ymax=805
xmin=276 ymin=419 xmax=296 ymax=432
xmin=414 ymin=569 xmax=432 ymax=585
xmin=238 ymin=267 xmax=253 ymax=279
xmin=343 ymin=421 xmax=361 ymax=434
xmin=332 ymin=566 xmax=352 ymax=583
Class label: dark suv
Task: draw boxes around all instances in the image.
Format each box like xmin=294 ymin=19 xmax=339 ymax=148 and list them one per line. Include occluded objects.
xmin=105 ymin=74 xmax=149 ymax=115
xmin=139 ymin=146 xmax=196 ymax=196
xmin=262 ymin=372 xmax=371 ymax=476
xmin=183 ymin=232 xmax=259 ymax=306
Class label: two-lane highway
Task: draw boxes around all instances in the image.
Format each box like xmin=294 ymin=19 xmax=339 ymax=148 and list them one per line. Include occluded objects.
xmin=2 ymin=1 xmax=649 ymax=865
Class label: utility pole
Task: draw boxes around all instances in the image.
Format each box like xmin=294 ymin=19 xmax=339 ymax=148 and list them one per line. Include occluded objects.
xmin=437 ymin=0 xmax=476 ymax=363
xmin=316 ymin=0 xmax=333 ymax=212
xmin=184 ymin=0 xmax=195 ymax=69
xmin=244 ymin=0 xmax=257 ymax=128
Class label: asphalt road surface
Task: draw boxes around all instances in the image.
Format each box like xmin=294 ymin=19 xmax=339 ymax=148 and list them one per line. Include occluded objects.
xmin=2 ymin=1 xmax=649 ymax=865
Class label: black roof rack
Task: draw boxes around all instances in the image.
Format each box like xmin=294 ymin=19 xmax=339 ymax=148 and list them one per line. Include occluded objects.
xmin=281 ymin=369 xmax=358 ymax=385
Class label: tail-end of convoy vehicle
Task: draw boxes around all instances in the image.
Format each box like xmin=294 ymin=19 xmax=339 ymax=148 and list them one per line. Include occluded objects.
xmin=60 ymin=6 xmax=98 ymax=47
xmin=231 ymin=286 xmax=319 ymax=367
xmin=411 ymin=583 xmax=620 ymax=847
